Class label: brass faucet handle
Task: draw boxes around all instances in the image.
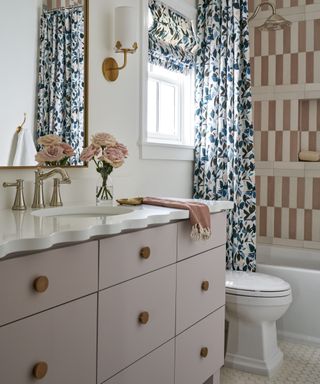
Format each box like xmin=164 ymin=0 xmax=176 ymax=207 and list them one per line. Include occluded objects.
xmin=3 ymin=179 xmax=27 ymax=211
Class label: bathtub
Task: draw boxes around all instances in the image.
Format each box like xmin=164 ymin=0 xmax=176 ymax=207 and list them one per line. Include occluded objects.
xmin=257 ymin=244 xmax=320 ymax=346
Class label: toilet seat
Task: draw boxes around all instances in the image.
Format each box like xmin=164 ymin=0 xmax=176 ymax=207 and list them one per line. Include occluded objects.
xmin=226 ymin=270 xmax=291 ymax=298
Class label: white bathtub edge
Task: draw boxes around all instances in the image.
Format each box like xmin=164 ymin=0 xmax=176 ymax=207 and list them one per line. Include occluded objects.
xmin=257 ymin=245 xmax=320 ymax=348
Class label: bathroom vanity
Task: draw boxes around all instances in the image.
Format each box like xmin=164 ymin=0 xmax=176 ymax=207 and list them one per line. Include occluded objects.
xmin=0 ymin=202 xmax=231 ymax=384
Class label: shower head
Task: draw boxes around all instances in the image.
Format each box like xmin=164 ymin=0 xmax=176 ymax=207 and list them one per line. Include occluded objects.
xmin=248 ymin=2 xmax=291 ymax=31
xmin=257 ymin=12 xmax=291 ymax=31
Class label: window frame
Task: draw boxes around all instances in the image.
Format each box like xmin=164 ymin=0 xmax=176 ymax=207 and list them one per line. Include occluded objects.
xmin=148 ymin=66 xmax=182 ymax=143
xmin=140 ymin=0 xmax=197 ymax=161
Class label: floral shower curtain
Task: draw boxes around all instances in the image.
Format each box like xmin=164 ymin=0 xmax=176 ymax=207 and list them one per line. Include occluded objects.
xmin=36 ymin=6 xmax=84 ymax=164
xmin=193 ymin=0 xmax=256 ymax=271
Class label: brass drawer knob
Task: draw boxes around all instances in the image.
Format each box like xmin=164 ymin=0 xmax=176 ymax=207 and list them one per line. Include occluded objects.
xmin=138 ymin=311 xmax=150 ymax=325
xmin=33 ymin=361 xmax=48 ymax=379
xmin=140 ymin=247 xmax=151 ymax=259
xmin=201 ymin=280 xmax=209 ymax=292
xmin=200 ymin=347 xmax=208 ymax=358
xmin=33 ymin=276 xmax=49 ymax=293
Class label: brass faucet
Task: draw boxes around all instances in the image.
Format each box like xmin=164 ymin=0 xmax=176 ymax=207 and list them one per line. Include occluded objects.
xmin=32 ymin=168 xmax=71 ymax=209
xmin=3 ymin=179 xmax=27 ymax=210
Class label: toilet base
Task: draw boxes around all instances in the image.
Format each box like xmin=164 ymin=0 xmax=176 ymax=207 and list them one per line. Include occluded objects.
xmin=225 ymin=317 xmax=284 ymax=377
xmin=225 ymin=347 xmax=283 ymax=377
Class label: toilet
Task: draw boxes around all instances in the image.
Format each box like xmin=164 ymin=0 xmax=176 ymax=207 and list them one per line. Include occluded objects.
xmin=225 ymin=270 xmax=292 ymax=377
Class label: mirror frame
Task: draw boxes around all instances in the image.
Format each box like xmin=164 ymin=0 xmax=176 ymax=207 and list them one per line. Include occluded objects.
xmin=0 ymin=0 xmax=89 ymax=169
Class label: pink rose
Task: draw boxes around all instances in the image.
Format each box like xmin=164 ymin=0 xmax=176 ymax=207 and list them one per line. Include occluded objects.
xmin=35 ymin=145 xmax=65 ymax=164
xmin=80 ymin=144 xmax=101 ymax=162
xmin=100 ymin=147 xmax=125 ymax=168
xmin=115 ymin=142 xmax=129 ymax=157
xmin=60 ymin=142 xmax=75 ymax=157
xmin=37 ymin=134 xmax=62 ymax=146
xmin=91 ymin=133 xmax=116 ymax=147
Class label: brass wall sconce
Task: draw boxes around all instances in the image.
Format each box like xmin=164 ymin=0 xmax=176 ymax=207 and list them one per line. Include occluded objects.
xmin=102 ymin=6 xmax=138 ymax=82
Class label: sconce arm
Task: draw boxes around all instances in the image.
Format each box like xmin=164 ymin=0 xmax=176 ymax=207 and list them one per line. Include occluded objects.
xmin=114 ymin=50 xmax=129 ymax=71
xmin=102 ymin=42 xmax=138 ymax=82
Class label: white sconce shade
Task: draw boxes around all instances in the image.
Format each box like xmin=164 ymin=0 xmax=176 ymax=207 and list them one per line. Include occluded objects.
xmin=102 ymin=5 xmax=138 ymax=82
xmin=114 ymin=6 xmax=138 ymax=50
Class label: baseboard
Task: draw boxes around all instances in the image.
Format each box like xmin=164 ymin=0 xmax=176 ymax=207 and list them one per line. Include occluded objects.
xmin=278 ymin=330 xmax=320 ymax=347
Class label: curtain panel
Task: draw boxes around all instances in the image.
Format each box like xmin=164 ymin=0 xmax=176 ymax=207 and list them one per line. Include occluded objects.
xmin=36 ymin=6 xmax=84 ymax=165
xmin=193 ymin=0 xmax=256 ymax=271
xmin=148 ymin=0 xmax=197 ymax=73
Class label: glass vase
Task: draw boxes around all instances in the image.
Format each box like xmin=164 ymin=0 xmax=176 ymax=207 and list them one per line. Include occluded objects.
xmin=96 ymin=174 xmax=114 ymax=206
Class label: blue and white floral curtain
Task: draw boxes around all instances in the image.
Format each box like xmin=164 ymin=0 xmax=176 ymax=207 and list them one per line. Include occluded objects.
xmin=36 ymin=6 xmax=84 ymax=164
xmin=148 ymin=0 xmax=197 ymax=73
xmin=193 ymin=0 xmax=256 ymax=271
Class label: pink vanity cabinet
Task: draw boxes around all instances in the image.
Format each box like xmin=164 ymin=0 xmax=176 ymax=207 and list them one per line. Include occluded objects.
xmin=0 ymin=212 xmax=226 ymax=384
xmin=0 ymin=242 xmax=98 ymax=384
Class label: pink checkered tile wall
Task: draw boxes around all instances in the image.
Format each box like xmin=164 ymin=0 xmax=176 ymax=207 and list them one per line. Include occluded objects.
xmin=256 ymin=175 xmax=320 ymax=243
xmin=251 ymin=1 xmax=320 ymax=248
xmin=249 ymin=0 xmax=317 ymax=13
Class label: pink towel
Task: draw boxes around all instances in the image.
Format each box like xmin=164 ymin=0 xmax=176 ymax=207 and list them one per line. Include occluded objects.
xmin=143 ymin=197 xmax=211 ymax=240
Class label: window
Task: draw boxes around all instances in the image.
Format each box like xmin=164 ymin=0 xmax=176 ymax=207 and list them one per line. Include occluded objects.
xmin=141 ymin=0 xmax=196 ymax=160
xmin=147 ymin=63 xmax=195 ymax=146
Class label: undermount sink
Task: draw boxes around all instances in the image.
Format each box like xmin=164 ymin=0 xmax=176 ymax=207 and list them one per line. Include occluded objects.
xmin=31 ymin=205 xmax=134 ymax=218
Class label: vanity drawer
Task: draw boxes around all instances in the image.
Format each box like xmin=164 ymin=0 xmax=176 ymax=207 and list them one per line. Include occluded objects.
xmin=105 ymin=340 xmax=175 ymax=384
xmin=176 ymin=246 xmax=225 ymax=333
xmin=175 ymin=307 xmax=225 ymax=384
xmin=98 ymin=265 xmax=176 ymax=382
xmin=177 ymin=212 xmax=226 ymax=261
xmin=0 ymin=241 xmax=98 ymax=326
xmin=99 ymin=223 xmax=177 ymax=289
xmin=0 ymin=294 xmax=97 ymax=384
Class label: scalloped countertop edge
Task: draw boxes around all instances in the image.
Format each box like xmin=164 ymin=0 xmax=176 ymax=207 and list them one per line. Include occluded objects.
xmin=0 ymin=200 xmax=234 ymax=260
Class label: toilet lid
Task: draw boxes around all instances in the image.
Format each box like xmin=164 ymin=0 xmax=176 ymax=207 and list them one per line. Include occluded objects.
xmin=226 ymin=270 xmax=291 ymax=297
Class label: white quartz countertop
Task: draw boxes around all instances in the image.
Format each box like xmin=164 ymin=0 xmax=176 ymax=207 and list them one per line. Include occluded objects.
xmin=0 ymin=200 xmax=233 ymax=260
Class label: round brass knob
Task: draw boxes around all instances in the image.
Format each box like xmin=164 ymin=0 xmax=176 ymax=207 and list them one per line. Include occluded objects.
xmin=201 ymin=280 xmax=209 ymax=292
xmin=140 ymin=247 xmax=151 ymax=259
xmin=33 ymin=276 xmax=49 ymax=293
xmin=138 ymin=311 xmax=150 ymax=325
xmin=33 ymin=361 xmax=48 ymax=379
xmin=200 ymin=347 xmax=208 ymax=358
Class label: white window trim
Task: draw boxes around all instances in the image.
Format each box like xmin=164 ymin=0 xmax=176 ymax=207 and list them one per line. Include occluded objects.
xmin=139 ymin=0 xmax=197 ymax=161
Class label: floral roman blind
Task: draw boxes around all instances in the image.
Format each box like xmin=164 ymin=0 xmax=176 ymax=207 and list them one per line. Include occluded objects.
xmin=148 ymin=0 xmax=197 ymax=73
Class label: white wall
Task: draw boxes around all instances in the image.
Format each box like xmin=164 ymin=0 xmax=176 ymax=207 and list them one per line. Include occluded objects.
xmin=0 ymin=0 xmax=41 ymax=166
xmin=0 ymin=0 xmax=196 ymax=209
